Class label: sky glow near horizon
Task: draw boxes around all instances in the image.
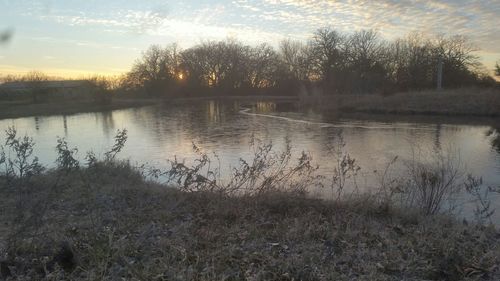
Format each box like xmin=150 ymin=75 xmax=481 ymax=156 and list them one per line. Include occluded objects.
xmin=0 ymin=0 xmax=499 ymax=78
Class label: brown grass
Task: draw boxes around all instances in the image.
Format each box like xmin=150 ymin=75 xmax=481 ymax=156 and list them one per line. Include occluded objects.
xmin=1 ymin=162 xmax=499 ymax=280
xmin=303 ymin=87 xmax=500 ymax=116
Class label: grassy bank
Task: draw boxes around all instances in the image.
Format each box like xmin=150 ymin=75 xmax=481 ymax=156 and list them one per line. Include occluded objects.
xmin=0 ymin=95 xmax=301 ymax=120
xmin=304 ymin=88 xmax=500 ymax=117
xmin=0 ymin=98 xmax=159 ymax=120
xmin=1 ymin=161 xmax=499 ymax=280
xmin=2 ymin=87 xmax=498 ymax=120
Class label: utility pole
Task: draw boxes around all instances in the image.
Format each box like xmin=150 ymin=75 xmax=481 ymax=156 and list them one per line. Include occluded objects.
xmin=437 ymin=57 xmax=443 ymax=91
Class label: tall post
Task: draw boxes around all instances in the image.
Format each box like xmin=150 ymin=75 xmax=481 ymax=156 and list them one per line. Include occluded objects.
xmin=437 ymin=57 xmax=443 ymax=91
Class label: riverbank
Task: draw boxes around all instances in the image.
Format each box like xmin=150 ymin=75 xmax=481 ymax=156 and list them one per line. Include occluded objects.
xmin=304 ymin=87 xmax=500 ymax=117
xmin=0 ymin=95 xmax=300 ymax=120
xmin=2 ymin=87 xmax=498 ymax=120
xmin=1 ymin=162 xmax=499 ymax=280
xmin=0 ymin=98 xmax=159 ymax=120
xmin=172 ymin=95 xmax=299 ymax=103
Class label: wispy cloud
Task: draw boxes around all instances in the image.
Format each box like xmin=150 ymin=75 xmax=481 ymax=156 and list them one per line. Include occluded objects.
xmin=38 ymin=9 xmax=169 ymax=34
xmin=21 ymin=0 xmax=500 ymax=53
xmin=30 ymin=36 xmax=139 ymax=51
xmin=233 ymin=0 xmax=500 ymax=53
xmin=34 ymin=5 xmax=286 ymax=46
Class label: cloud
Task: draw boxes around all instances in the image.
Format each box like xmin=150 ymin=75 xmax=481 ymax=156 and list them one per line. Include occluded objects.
xmin=39 ymin=9 xmax=169 ymax=34
xmin=233 ymin=0 xmax=500 ymax=53
xmin=31 ymin=36 xmax=139 ymax=51
xmin=7 ymin=0 xmax=499 ymax=72
xmin=150 ymin=19 xmax=286 ymax=47
xmin=34 ymin=5 xmax=286 ymax=46
xmin=26 ymin=0 xmax=499 ymax=54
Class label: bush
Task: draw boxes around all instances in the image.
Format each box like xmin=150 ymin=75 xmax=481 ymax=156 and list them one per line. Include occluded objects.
xmin=147 ymin=137 xmax=322 ymax=196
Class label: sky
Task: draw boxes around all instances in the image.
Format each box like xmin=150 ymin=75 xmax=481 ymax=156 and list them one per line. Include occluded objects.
xmin=0 ymin=0 xmax=499 ymax=78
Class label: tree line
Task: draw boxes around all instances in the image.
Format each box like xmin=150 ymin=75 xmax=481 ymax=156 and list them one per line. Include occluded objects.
xmin=122 ymin=28 xmax=497 ymax=97
xmin=1 ymin=28 xmax=497 ymax=98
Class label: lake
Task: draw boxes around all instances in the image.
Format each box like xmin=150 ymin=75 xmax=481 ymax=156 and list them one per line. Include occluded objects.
xmin=1 ymin=100 xmax=499 ymax=222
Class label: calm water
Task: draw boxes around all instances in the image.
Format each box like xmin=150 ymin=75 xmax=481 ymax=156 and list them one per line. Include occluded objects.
xmin=1 ymin=100 xmax=500 ymax=221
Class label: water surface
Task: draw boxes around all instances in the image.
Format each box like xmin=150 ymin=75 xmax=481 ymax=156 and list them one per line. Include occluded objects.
xmin=1 ymin=100 xmax=499 ymax=222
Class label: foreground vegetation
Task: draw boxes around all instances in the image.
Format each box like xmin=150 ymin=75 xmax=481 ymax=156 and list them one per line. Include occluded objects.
xmin=2 ymin=165 xmax=500 ymax=280
xmin=1 ymin=129 xmax=499 ymax=280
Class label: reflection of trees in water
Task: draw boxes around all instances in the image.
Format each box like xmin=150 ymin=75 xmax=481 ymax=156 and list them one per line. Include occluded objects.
xmin=34 ymin=116 xmax=40 ymax=131
xmin=97 ymin=111 xmax=115 ymax=137
xmin=126 ymin=101 xmax=247 ymax=146
xmin=31 ymin=116 xmax=65 ymax=133
xmin=254 ymin=102 xmax=276 ymax=113
xmin=433 ymin=123 xmax=442 ymax=153
xmin=63 ymin=115 xmax=68 ymax=136
xmin=207 ymin=101 xmax=222 ymax=123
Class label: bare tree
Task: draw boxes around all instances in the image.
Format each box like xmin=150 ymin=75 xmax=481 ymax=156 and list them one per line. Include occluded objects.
xmin=434 ymin=35 xmax=479 ymax=68
xmin=432 ymin=34 xmax=481 ymax=87
xmin=384 ymin=33 xmax=485 ymax=91
xmin=308 ymin=29 xmax=390 ymax=94
xmin=180 ymin=39 xmax=252 ymax=92
xmin=127 ymin=44 xmax=182 ymax=96
xmin=347 ymin=30 xmax=389 ymax=93
xmin=217 ymin=39 xmax=252 ymax=90
xmin=123 ymin=29 xmax=493 ymax=97
xmin=279 ymin=39 xmax=313 ymax=82
xmin=247 ymin=43 xmax=281 ymax=88
xmin=309 ymin=28 xmax=346 ymax=92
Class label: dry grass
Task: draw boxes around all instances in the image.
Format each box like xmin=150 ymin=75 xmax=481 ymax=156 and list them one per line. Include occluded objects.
xmin=1 ymin=162 xmax=499 ymax=281
xmin=303 ymin=87 xmax=500 ymax=116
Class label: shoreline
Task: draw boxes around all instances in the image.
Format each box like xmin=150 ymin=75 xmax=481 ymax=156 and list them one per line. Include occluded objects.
xmin=305 ymin=87 xmax=500 ymax=117
xmin=172 ymin=95 xmax=300 ymax=102
xmin=0 ymin=98 xmax=159 ymax=120
xmin=1 ymin=161 xmax=499 ymax=280
xmin=0 ymin=96 xmax=299 ymax=120
xmin=1 ymin=88 xmax=499 ymax=124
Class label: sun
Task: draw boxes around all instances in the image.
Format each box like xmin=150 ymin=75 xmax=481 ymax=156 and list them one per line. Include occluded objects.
xmin=178 ymin=73 xmax=184 ymax=80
